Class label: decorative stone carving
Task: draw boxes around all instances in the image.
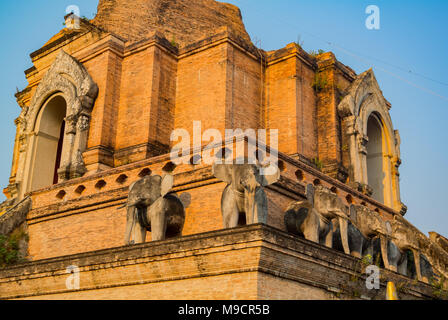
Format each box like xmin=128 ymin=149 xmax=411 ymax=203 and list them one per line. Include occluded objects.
xmin=349 ymin=205 xmax=392 ymax=264
xmin=337 ymin=69 xmax=402 ymax=211
xmin=285 ymin=191 xmax=443 ymax=284
xmin=313 ymin=185 xmax=351 ymax=255
xmin=346 ymin=204 xmax=443 ymax=283
xmin=357 ymin=135 xmax=369 ymax=155
xmin=284 ymin=184 xmax=333 ymax=248
xmin=348 ymin=182 xmax=373 ymax=197
xmin=77 ymin=115 xmax=90 ymax=131
xmin=285 ymin=185 xmax=351 ymax=255
xmin=14 ymin=50 xmax=98 ymax=198
xmin=124 ymin=173 xmax=185 ymax=244
xmin=213 ymin=162 xmax=280 ymax=228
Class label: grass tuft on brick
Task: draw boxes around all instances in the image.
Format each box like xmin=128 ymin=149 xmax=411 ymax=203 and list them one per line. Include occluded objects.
xmin=0 ymin=231 xmax=28 ymax=268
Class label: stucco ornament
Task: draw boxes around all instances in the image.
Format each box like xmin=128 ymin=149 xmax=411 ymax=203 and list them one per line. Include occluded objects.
xmin=337 ymin=69 xmax=403 ymax=212
xmin=14 ymin=50 xmax=98 ymax=198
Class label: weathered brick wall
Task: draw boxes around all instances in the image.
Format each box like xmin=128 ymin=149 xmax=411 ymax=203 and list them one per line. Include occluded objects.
xmin=8 ymin=22 xmax=359 ymax=196
xmin=0 ymin=225 xmax=436 ymax=300
xmin=225 ymin=45 xmax=262 ymax=131
xmin=316 ymin=53 xmax=340 ymax=165
xmin=265 ymin=49 xmax=301 ymax=155
xmin=93 ymin=0 xmax=253 ymax=48
xmin=265 ymin=44 xmax=318 ymax=159
xmin=175 ymin=42 xmax=229 ymax=137
xmin=0 ymin=0 xmax=428 ymax=301
xmin=116 ymin=47 xmax=158 ymax=153
xmin=314 ymin=53 xmax=357 ymax=180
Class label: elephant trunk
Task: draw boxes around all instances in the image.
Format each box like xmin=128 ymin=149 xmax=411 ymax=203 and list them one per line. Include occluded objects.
xmin=380 ymin=235 xmax=393 ymax=271
xmin=412 ymin=249 xmax=423 ymax=282
xmin=148 ymin=198 xmax=168 ymax=241
xmin=124 ymin=206 xmax=136 ymax=245
xmin=245 ymin=188 xmax=256 ymax=225
xmin=338 ymin=217 xmax=351 ymax=255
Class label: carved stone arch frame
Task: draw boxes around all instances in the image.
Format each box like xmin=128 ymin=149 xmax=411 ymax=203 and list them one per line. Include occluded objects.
xmin=15 ymin=50 xmax=98 ymax=198
xmin=338 ymin=69 xmax=402 ymax=211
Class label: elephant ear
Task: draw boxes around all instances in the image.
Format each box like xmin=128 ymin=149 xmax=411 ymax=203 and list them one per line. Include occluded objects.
xmin=349 ymin=204 xmax=357 ymax=221
xmin=385 ymin=221 xmax=392 ymax=236
xmin=212 ymin=163 xmax=233 ymax=184
xmin=258 ymin=164 xmax=280 ymax=187
xmin=306 ymin=184 xmax=315 ymax=206
xmin=161 ymin=174 xmax=174 ymax=197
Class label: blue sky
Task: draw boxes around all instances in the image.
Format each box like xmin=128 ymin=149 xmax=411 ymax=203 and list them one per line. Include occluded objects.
xmin=0 ymin=1 xmax=447 ymax=236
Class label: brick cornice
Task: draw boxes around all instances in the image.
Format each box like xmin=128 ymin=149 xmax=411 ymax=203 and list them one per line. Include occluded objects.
xmin=0 ymin=224 xmax=435 ymax=300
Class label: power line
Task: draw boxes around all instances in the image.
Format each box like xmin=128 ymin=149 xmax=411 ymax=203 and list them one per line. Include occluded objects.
xmin=246 ymin=5 xmax=448 ymax=102
xmin=331 ymin=44 xmax=448 ymax=102
xmin=333 ymin=47 xmax=448 ymax=87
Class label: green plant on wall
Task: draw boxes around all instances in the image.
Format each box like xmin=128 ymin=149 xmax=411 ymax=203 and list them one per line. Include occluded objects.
xmin=311 ymin=157 xmax=324 ymax=171
xmin=395 ymin=280 xmax=410 ymax=296
xmin=308 ymin=49 xmax=325 ymax=57
xmin=0 ymin=231 xmax=28 ymax=269
xmin=362 ymin=254 xmax=373 ymax=268
xmin=431 ymin=275 xmax=448 ymax=300
xmin=312 ymin=72 xmax=329 ymax=93
xmin=170 ymin=36 xmax=179 ymax=48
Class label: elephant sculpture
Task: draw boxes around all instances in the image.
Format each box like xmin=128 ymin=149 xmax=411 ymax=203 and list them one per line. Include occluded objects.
xmin=349 ymin=204 xmax=393 ymax=267
xmin=213 ymin=162 xmax=280 ymax=228
xmin=312 ymin=185 xmax=351 ymax=255
xmin=345 ymin=205 xmax=411 ymax=274
xmin=284 ymin=185 xmax=333 ymax=248
xmin=124 ymin=173 xmax=185 ymax=245
xmin=332 ymin=220 xmax=373 ymax=258
xmin=386 ymin=241 xmax=413 ymax=276
xmin=283 ymin=185 xmax=437 ymax=283
xmin=388 ymin=217 xmax=435 ymax=283
xmin=387 ymin=243 xmax=433 ymax=282
xmin=344 ymin=205 xmax=434 ymax=283
xmin=419 ymin=254 xmax=434 ymax=283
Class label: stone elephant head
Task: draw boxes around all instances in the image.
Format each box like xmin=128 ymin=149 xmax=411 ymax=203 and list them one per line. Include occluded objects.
xmin=124 ymin=173 xmax=185 ymax=245
xmin=349 ymin=204 xmax=393 ymax=266
xmin=284 ymin=184 xmax=333 ymax=248
xmin=387 ymin=241 xmax=434 ymax=283
xmin=312 ymin=185 xmax=351 ymax=255
xmin=127 ymin=174 xmax=174 ymax=209
xmin=285 ymin=200 xmax=334 ymax=247
xmin=388 ymin=217 xmax=435 ymax=283
xmin=213 ymin=162 xmax=280 ymax=228
xmin=349 ymin=205 xmax=435 ymax=283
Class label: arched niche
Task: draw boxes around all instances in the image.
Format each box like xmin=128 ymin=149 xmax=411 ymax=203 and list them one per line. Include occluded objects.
xmin=366 ymin=113 xmax=386 ymax=203
xmin=29 ymin=94 xmax=67 ymax=191
xmin=14 ymin=50 xmax=98 ymax=198
xmin=337 ymin=69 xmax=403 ymax=212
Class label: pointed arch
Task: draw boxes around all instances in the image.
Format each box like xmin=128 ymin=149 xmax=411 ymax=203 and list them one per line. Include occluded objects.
xmin=28 ymin=93 xmax=67 ymax=191
xmin=15 ymin=50 xmax=98 ymax=198
xmin=338 ymin=69 xmax=403 ymax=212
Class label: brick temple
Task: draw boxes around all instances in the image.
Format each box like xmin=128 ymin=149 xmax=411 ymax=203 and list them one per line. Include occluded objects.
xmin=0 ymin=0 xmax=446 ymax=300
